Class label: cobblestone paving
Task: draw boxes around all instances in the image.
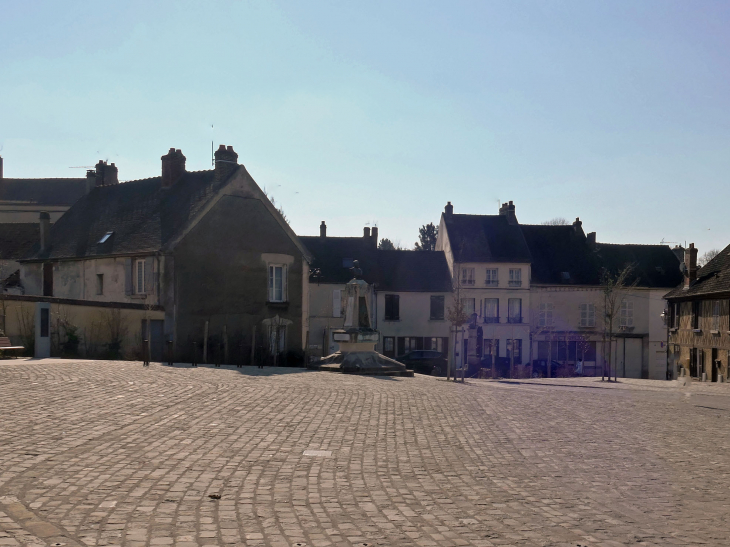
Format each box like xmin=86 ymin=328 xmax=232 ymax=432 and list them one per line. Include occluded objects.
xmin=2 ymin=360 xmax=730 ymax=547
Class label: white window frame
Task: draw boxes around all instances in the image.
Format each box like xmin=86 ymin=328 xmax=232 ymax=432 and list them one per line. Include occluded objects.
xmin=461 ymin=267 xmax=475 ymax=286
xmin=509 ymin=268 xmax=522 ymax=287
xmin=268 ymin=264 xmax=287 ymax=303
xmin=485 ymin=268 xmax=498 ymax=287
xmin=508 ymin=298 xmax=522 ymax=323
xmin=135 ymin=259 xmax=145 ymax=295
xmin=580 ymin=303 xmax=595 ymax=327
xmin=539 ymin=302 xmax=554 ymax=327
xmin=484 ymin=298 xmax=499 ymax=323
xmin=620 ymin=299 xmax=634 ymax=327
xmin=461 ymin=298 xmax=476 ymax=317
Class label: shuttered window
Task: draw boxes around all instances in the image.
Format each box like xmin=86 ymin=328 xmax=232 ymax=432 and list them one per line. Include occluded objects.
xmin=384 ymin=294 xmax=400 ymax=320
xmin=620 ymin=300 xmax=634 ymax=327
xmin=430 ymin=295 xmax=445 ymax=320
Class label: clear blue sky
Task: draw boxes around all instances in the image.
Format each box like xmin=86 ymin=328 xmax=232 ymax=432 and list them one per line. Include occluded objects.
xmin=2 ymin=1 xmax=729 ymax=253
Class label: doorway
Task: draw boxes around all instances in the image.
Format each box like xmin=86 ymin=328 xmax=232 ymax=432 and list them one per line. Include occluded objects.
xmin=712 ymin=348 xmax=718 ymax=382
xmin=141 ymin=319 xmax=164 ymax=362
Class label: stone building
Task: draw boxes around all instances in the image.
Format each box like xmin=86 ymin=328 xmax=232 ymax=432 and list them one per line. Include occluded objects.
xmin=665 ymin=243 xmax=730 ymax=382
xmin=17 ymin=145 xmax=311 ymax=362
xmin=302 ymin=224 xmax=452 ymax=369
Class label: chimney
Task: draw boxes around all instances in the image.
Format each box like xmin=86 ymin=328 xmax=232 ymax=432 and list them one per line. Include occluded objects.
xmin=684 ymin=243 xmax=698 ymax=288
xmin=672 ymin=245 xmax=685 ymax=264
xmin=214 ymin=144 xmax=239 ymax=181
xmin=94 ymin=160 xmax=119 ymax=186
xmin=587 ymin=232 xmax=596 ymax=247
xmin=0 ymin=155 xmax=3 ymax=179
xmin=444 ymin=201 xmax=453 ymax=217
xmin=499 ymin=200 xmax=518 ymax=225
xmin=161 ymin=148 xmax=186 ymax=188
xmin=572 ymin=217 xmax=584 ymax=236
xmin=85 ymin=169 xmax=96 ymax=193
xmin=39 ymin=212 xmax=51 ymax=252
xmin=363 ymin=227 xmax=371 ymax=239
xmin=371 ymin=226 xmax=378 ymax=248
xmin=320 ymin=221 xmax=327 ymax=238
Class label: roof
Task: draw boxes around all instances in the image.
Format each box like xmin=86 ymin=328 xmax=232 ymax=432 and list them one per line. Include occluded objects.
xmin=442 ymin=214 xmax=531 ymax=263
xmin=665 ymin=242 xmax=730 ymax=299
xmin=0 ymin=223 xmax=40 ymax=260
xmin=520 ymin=224 xmax=600 ymax=284
xmin=25 ymin=170 xmax=229 ymax=260
xmin=301 ymin=236 xmax=453 ymax=292
xmin=0 ymin=178 xmax=87 ymax=206
xmin=521 ymin=224 xmax=682 ymax=288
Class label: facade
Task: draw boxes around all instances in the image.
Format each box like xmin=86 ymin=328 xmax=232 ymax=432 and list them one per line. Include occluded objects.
xmin=0 ymin=155 xmax=93 ymax=223
xmin=666 ymin=243 xmax=730 ymax=382
xmin=302 ymin=225 xmax=452 ymax=367
xmin=437 ymin=200 xmax=681 ymax=378
xmin=19 ymin=145 xmax=311 ymax=363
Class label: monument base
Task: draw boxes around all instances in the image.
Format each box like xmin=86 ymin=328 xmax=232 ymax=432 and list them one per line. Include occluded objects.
xmin=309 ymin=350 xmax=413 ymax=377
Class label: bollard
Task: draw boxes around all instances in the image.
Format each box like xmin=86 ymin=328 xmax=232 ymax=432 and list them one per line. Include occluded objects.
xmin=143 ymin=339 xmax=150 ymax=367
xmin=167 ymin=339 xmax=174 ymax=366
xmin=191 ymin=341 xmax=198 ymax=367
xmin=237 ymin=341 xmax=243 ymax=368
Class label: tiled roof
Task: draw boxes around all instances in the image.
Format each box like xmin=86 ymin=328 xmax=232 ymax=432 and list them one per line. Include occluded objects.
xmin=25 ymin=170 xmax=228 ymax=260
xmin=442 ymin=214 xmax=531 ymax=263
xmin=301 ymin=236 xmax=453 ymax=292
xmin=0 ymin=223 xmax=40 ymax=260
xmin=0 ymin=178 xmax=87 ymax=206
xmin=665 ymin=242 xmax=730 ymax=299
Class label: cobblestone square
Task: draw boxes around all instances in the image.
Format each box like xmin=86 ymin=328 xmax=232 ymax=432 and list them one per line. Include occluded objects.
xmin=1 ymin=360 xmax=730 ymax=546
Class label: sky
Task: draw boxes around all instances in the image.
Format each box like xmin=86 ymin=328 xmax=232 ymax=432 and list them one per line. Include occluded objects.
xmin=1 ymin=0 xmax=729 ymax=254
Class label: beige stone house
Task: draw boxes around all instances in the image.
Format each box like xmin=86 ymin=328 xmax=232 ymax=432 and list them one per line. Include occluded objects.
xmin=302 ymin=225 xmax=452 ymax=368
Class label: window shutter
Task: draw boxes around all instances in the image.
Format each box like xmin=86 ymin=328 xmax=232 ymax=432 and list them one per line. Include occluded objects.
xmin=145 ymin=257 xmax=154 ymax=295
xmin=268 ymin=266 xmax=273 ymax=301
xmin=333 ymin=290 xmax=341 ymax=318
xmin=283 ymin=264 xmax=288 ymax=302
xmin=394 ymin=295 xmax=400 ymax=319
xmin=124 ymin=258 xmax=133 ymax=295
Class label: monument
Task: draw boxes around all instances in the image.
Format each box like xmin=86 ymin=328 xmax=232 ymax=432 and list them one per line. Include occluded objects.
xmin=309 ymin=261 xmax=412 ymax=376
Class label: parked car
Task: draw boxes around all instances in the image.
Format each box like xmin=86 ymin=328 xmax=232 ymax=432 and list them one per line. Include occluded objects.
xmin=478 ymin=355 xmax=512 ymax=378
xmin=531 ymin=359 xmax=561 ymax=378
xmin=396 ymin=350 xmax=447 ymax=375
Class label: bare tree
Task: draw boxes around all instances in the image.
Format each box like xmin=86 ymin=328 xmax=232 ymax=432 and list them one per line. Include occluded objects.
xmin=698 ymin=248 xmax=720 ymax=268
xmin=601 ymin=265 xmax=637 ymax=382
xmin=446 ymin=261 xmax=469 ymax=382
xmin=542 ymin=217 xmax=568 ymax=225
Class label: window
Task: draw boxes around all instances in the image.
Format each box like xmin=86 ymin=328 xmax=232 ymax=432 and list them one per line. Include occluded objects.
xmin=483 ymin=339 xmax=499 ymax=358
xmin=424 ymin=337 xmax=448 ymax=354
xmin=506 ymin=339 xmax=522 ymax=364
xmin=461 ymin=298 xmax=475 ymax=317
xmin=484 ymin=298 xmax=499 ymax=323
xmin=268 ymin=265 xmax=286 ymax=302
xmin=579 ymin=303 xmax=595 ymax=327
xmin=508 ymin=268 xmax=522 ymax=287
xmin=383 ymin=337 xmax=395 ymax=357
xmin=332 ymin=290 xmax=341 ymax=318
xmin=712 ymin=300 xmax=720 ymax=331
xmin=485 ymin=268 xmax=498 ymax=286
xmin=397 ymin=336 xmax=422 ymax=355
xmin=96 ymin=273 xmax=104 ymax=296
xmin=430 ymin=295 xmax=445 ymax=320
xmin=539 ymin=302 xmax=554 ymax=327
xmin=620 ymin=299 xmax=633 ymax=327
xmin=461 ymin=267 xmax=475 ymax=286
xmin=507 ymin=298 xmax=522 ymax=323
xmin=384 ymin=294 xmax=400 ymax=320
xmin=692 ymin=301 xmax=700 ymax=330
xmin=135 ymin=259 xmax=146 ymax=294
xmin=671 ymin=302 xmax=680 ymax=329
xmin=97 ymin=231 xmax=113 ymax=244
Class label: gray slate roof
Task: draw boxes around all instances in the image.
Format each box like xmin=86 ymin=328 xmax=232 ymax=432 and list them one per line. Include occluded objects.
xmin=25 ymin=170 xmax=227 ymax=261
xmin=665 ymin=243 xmax=730 ymax=299
xmin=0 ymin=223 xmax=40 ymax=260
xmin=443 ymin=214 xmax=531 ymax=263
xmin=301 ymin=236 xmax=453 ymax=292
xmin=0 ymin=178 xmax=87 ymax=206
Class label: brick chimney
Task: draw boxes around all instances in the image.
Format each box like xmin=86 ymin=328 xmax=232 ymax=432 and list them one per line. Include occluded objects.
xmin=371 ymin=226 xmax=378 ymax=248
xmin=572 ymin=217 xmax=584 ymax=237
xmin=93 ymin=160 xmax=118 ymax=186
xmin=363 ymin=227 xmax=371 ymax=239
xmin=161 ymin=148 xmax=186 ymax=188
xmin=39 ymin=212 xmax=51 ymax=252
xmin=214 ymin=144 xmax=238 ymax=181
xmin=587 ymin=232 xmax=596 ymax=247
xmin=444 ymin=201 xmax=453 ymax=218
xmin=672 ymin=245 xmax=685 ymax=264
xmin=320 ymin=221 xmax=327 ymax=238
xmin=684 ymin=243 xmax=698 ymax=289
xmin=499 ymin=201 xmax=518 ymax=225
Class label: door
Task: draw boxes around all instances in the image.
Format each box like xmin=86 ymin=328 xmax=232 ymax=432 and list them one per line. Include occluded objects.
xmin=142 ymin=319 xmax=164 ymax=362
xmin=623 ymin=338 xmax=643 ymax=378
xmin=712 ymin=348 xmax=718 ymax=382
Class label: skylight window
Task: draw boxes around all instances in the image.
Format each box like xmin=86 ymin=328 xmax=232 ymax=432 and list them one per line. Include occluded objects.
xmin=98 ymin=232 xmax=113 ymax=244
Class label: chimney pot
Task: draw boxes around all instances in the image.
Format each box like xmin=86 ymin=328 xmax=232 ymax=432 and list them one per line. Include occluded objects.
xmin=445 ymin=201 xmax=453 ymax=216
xmin=371 ymin=226 xmax=378 ymax=247
xmin=364 ymin=227 xmax=371 ymax=238
xmin=499 ymin=200 xmax=518 ymax=225
xmin=214 ymin=144 xmax=239 ymax=180
xmin=320 ymin=221 xmax=327 ymax=238
xmin=684 ymin=243 xmax=698 ymax=288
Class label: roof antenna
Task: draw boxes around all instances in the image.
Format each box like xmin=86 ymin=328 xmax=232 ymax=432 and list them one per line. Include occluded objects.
xmin=211 ymin=124 xmax=214 ymax=167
